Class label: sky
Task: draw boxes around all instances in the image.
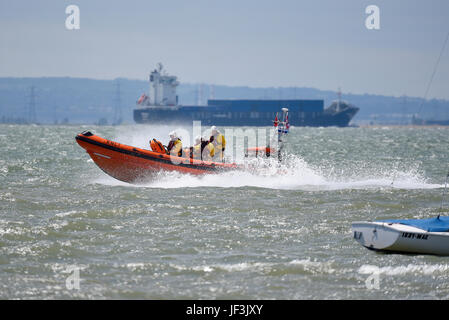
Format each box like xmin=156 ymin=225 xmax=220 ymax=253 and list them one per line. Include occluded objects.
xmin=1 ymin=0 xmax=448 ymax=99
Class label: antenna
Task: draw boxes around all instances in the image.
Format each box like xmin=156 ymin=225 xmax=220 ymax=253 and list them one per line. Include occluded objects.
xmin=276 ymin=108 xmax=289 ymax=161
xmin=401 ymin=95 xmax=407 ymax=125
xmin=198 ymin=84 xmax=204 ymax=105
xmin=209 ymin=84 xmax=215 ymax=100
xmin=113 ymin=80 xmax=122 ymax=125
xmin=27 ymin=86 xmax=37 ymax=124
xmin=337 ymin=87 xmax=342 ymax=112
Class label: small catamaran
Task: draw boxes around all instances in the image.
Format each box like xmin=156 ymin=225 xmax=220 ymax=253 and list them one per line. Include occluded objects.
xmin=353 ymin=32 xmax=449 ymax=255
xmin=352 ymin=173 xmax=449 ymax=255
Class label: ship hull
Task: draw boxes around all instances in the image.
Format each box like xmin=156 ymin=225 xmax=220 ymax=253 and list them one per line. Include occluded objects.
xmin=134 ymin=106 xmax=358 ymax=127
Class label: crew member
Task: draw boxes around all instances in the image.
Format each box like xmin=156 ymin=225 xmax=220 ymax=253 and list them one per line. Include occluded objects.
xmin=167 ymin=131 xmax=182 ymax=157
xmin=201 ymin=136 xmax=215 ymax=161
xmin=192 ymin=135 xmax=215 ymax=161
xmin=209 ymin=126 xmax=226 ymax=162
xmin=192 ymin=135 xmax=202 ymax=160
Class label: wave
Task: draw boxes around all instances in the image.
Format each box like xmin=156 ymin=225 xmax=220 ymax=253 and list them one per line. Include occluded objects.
xmin=359 ymin=264 xmax=449 ymax=276
xmin=90 ymin=126 xmax=443 ymax=191
xmin=92 ymin=154 xmax=441 ymax=191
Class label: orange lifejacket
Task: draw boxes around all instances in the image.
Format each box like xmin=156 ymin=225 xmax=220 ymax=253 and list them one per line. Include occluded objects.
xmin=150 ymin=139 xmax=166 ymax=154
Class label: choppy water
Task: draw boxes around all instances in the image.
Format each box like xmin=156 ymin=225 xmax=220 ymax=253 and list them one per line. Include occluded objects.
xmin=1 ymin=124 xmax=449 ymax=299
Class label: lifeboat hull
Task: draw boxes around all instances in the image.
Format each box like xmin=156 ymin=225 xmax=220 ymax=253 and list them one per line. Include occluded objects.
xmin=246 ymin=146 xmax=274 ymax=157
xmin=75 ymin=131 xmax=239 ymax=183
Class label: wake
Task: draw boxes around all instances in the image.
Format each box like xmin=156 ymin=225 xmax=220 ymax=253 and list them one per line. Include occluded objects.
xmin=90 ymin=125 xmax=442 ymax=190
xmin=92 ymin=154 xmax=442 ymax=191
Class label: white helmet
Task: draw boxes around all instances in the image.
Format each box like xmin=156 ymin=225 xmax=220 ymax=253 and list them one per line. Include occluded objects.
xmin=195 ymin=135 xmax=201 ymax=144
xmin=169 ymin=131 xmax=177 ymax=140
xmin=211 ymin=126 xmax=218 ymax=135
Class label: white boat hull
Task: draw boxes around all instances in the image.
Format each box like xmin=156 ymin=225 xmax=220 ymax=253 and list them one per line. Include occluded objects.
xmin=352 ymin=221 xmax=449 ymax=255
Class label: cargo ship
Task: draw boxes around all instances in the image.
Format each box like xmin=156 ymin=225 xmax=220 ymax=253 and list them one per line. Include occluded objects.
xmin=133 ymin=64 xmax=359 ymax=127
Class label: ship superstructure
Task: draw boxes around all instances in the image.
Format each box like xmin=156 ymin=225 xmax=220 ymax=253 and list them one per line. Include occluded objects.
xmin=137 ymin=63 xmax=179 ymax=108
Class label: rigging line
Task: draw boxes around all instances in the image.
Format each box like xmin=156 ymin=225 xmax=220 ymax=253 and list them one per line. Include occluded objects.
xmin=416 ymin=30 xmax=449 ymax=116
xmin=440 ymin=171 xmax=449 ymax=212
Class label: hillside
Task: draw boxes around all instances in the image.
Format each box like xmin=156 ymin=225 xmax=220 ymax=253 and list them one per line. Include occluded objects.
xmin=1 ymin=77 xmax=448 ymax=124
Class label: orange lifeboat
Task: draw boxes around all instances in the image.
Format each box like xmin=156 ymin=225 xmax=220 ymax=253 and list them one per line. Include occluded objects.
xmin=75 ymin=131 xmax=240 ymax=183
